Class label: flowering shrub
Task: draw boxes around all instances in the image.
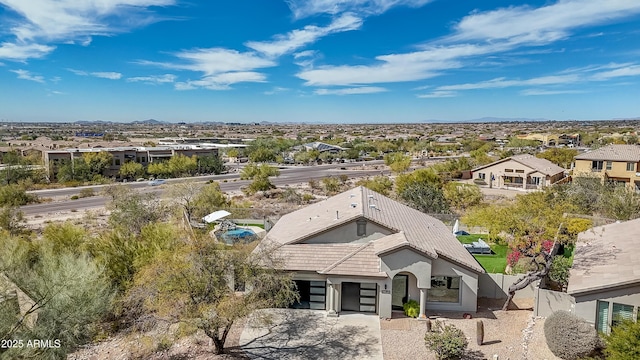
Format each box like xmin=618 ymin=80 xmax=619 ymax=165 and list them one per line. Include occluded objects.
xmin=507 ymin=250 xmax=521 ymax=266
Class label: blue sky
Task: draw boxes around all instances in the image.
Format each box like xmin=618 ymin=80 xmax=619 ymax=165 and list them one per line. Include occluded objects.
xmin=1 ymin=0 xmax=640 ymax=123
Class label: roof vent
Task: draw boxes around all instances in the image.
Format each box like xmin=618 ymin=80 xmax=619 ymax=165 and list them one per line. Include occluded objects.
xmin=369 ymin=204 xmax=377 ymax=209
xmin=350 ymin=203 xmax=357 ymax=208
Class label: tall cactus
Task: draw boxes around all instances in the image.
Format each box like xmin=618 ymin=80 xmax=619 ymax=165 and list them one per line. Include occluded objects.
xmin=476 ymin=319 xmax=485 ymax=346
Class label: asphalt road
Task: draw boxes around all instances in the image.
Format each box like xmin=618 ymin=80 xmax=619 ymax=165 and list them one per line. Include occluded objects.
xmin=20 ymin=164 xmax=390 ymax=216
xmin=21 ymin=157 xmax=458 ymax=216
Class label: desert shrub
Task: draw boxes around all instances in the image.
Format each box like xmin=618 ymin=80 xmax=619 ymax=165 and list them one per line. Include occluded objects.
xmin=70 ymin=195 xmax=79 ymax=200
xmin=79 ymin=188 xmax=96 ymax=198
xmin=605 ymin=320 xmax=640 ymax=360
xmin=424 ymin=322 xmax=468 ymax=360
xmin=544 ymin=311 xmax=603 ymax=360
xmin=403 ymin=299 xmax=420 ymax=318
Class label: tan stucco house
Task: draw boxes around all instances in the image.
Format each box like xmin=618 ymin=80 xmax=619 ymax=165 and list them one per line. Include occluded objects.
xmin=568 ymin=219 xmax=640 ymax=334
xmin=573 ymin=144 xmax=640 ymax=190
xmin=256 ymin=186 xmax=484 ymax=318
xmin=471 ymin=154 xmax=566 ymax=190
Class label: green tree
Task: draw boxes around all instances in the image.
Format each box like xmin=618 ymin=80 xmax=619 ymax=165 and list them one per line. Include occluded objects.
xmin=443 ymin=183 xmax=483 ymax=212
xmin=605 ymin=320 xmax=640 ymax=360
xmin=1 ymin=239 xmax=113 ymax=360
xmin=321 ymin=177 xmax=342 ymax=194
xmin=395 ymin=168 xmax=443 ymax=195
xmin=119 ymin=161 xmax=145 ymax=180
xmin=0 ymin=184 xmax=37 ymax=206
xmin=355 ymin=176 xmax=394 ymax=196
xmin=536 ymin=148 xmax=578 ymax=168
xmin=126 ymin=240 xmax=298 ymax=355
xmin=105 ymin=186 xmax=169 ymax=235
xmin=0 ymin=206 xmax=26 ymax=236
xmin=240 ymin=164 xmax=280 ymax=194
xmin=399 ymin=182 xmax=450 ymax=214
xmin=197 ymin=154 xmax=225 ymax=174
xmin=384 ymin=152 xmax=411 ymax=173
xmin=548 ymin=256 xmax=572 ymax=290
xmin=42 ymin=222 xmax=88 ymax=256
xmin=167 ymin=154 xmax=198 ymax=177
xmin=226 ymin=148 xmax=239 ymax=159
xmin=82 ymin=151 xmax=113 ymax=176
xmin=192 ymin=182 xmax=229 ymax=220
xmin=147 ymin=161 xmax=170 ymax=178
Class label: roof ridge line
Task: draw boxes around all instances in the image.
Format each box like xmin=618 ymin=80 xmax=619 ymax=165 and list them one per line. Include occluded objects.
xmin=319 ymin=241 xmax=372 ymax=274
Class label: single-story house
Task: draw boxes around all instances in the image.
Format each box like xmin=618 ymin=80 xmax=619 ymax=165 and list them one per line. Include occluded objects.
xmin=568 ymin=218 xmax=640 ymax=334
xmin=255 ymin=186 xmax=485 ymax=318
xmin=471 ymin=154 xmax=566 ymax=189
xmin=294 ymin=142 xmax=346 ymax=153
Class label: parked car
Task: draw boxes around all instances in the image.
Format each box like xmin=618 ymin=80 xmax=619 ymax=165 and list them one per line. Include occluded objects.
xmin=148 ymin=179 xmax=167 ymax=186
xmin=454 ymin=230 xmax=470 ymax=236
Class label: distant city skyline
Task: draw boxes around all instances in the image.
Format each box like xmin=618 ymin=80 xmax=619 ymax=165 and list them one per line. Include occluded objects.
xmin=1 ymin=1 xmax=640 ymax=123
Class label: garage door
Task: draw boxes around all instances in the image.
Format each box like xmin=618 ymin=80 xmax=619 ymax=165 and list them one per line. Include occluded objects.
xmin=342 ymin=282 xmax=377 ymax=313
xmin=291 ymin=280 xmax=326 ymax=310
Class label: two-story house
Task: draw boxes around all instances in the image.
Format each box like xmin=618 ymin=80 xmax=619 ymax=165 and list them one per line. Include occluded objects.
xmin=573 ymin=145 xmax=640 ymax=190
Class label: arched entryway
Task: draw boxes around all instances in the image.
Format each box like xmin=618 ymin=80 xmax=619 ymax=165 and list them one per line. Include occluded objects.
xmin=392 ymin=272 xmax=418 ymax=311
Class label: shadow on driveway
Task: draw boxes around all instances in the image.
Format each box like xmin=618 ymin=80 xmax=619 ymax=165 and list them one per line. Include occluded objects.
xmin=240 ymin=309 xmax=382 ymax=360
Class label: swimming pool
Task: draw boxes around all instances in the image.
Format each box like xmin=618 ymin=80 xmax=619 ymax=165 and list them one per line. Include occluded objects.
xmin=219 ymin=228 xmax=257 ymax=245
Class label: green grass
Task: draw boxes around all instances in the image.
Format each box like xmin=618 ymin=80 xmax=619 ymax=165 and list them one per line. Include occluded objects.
xmin=457 ymin=234 xmax=508 ymax=274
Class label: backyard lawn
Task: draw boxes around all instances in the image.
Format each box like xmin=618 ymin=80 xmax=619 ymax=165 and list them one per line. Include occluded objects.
xmin=457 ymin=234 xmax=508 ymax=273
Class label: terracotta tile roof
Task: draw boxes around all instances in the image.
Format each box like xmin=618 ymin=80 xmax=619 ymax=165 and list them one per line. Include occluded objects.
xmin=574 ymin=144 xmax=640 ymax=162
xmin=263 ymin=186 xmax=484 ymax=274
xmin=567 ymin=218 xmax=640 ymax=295
xmin=320 ymin=243 xmax=386 ymax=278
xmin=472 ymin=154 xmax=565 ymax=176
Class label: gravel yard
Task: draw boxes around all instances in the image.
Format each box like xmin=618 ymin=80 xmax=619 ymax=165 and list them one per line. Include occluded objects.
xmin=381 ymin=306 xmax=561 ymax=360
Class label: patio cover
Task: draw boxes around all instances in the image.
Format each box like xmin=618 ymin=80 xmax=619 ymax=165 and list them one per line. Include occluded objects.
xmin=202 ymin=210 xmax=231 ymax=223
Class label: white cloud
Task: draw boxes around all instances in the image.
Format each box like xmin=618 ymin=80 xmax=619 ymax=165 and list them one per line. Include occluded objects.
xmin=10 ymin=69 xmax=45 ymax=83
xmin=50 ymin=76 xmax=61 ymax=83
xmin=417 ymin=90 xmax=456 ymax=98
xmin=91 ymin=71 xmax=122 ymax=79
xmin=127 ymin=74 xmax=176 ymax=84
xmin=448 ymin=1 xmax=640 ymax=46
xmin=437 ymin=74 xmax=580 ymax=91
xmin=296 ymin=1 xmax=640 ymax=88
xmin=140 ymin=48 xmax=275 ymax=76
xmin=591 ymin=64 xmax=640 ymax=80
xmin=297 ymin=43 xmax=501 ymax=86
xmin=174 ymin=71 xmax=267 ymax=91
xmin=520 ymin=89 xmax=585 ymax=96
xmin=67 ymin=68 xmax=122 ymax=79
xmin=0 ymin=42 xmax=54 ymax=61
xmin=286 ymin=0 xmax=430 ymax=19
xmin=245 ymin=13 xmax=362 ymax=58
xmin=0 ymin=0 xmax=175 ymax=60
xmin=264 ymin=86 xmax=289 ymax=95
xmin=314 ymin=86 xmax=387 ymax=95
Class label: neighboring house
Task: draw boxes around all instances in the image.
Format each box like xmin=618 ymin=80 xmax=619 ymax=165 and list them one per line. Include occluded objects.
xmin=294 ymin=142 xmax=345 ymax=153
xmin=516 ymin=133 xmax=580 ymax=147
xmin=568 ymin=218 xmax=640 ymax=334
xmin=471 ymin=154 xmax=566 ymax=190
xmin=573 ymin=144 xmax=640 ymax=190
xmin=44 ymin=145 xmax=219 ymax=179
xmin=256 ymin=186 xmax=484 ymax=319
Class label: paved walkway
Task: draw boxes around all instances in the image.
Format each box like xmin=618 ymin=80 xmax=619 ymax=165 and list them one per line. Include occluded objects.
xmin=240 ymin=309 xmax=383 ymax=360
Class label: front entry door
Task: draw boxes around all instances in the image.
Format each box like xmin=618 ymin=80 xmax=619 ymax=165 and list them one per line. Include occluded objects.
xmin=341 ymin=282 xmax=360 ymax=311
xmin=392 ymin=275 xmax=408 ymax=310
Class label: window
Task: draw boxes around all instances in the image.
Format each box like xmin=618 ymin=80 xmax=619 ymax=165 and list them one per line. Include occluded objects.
xmin=114 ymin=158 xmax=121 ymax=166
xmin=606 ymin=161 xmax=612 ymax=171
xmin=505 ymin=169 xmax=513 ymax=173
xmin=478 ymin=173 xmax=486 ymax=180
xmin=427 ymin=276 xmax=460 ymax=303
xmin=596 ymin=301 xmax=609 ymax=334
xmin=515 ymin=169 xmax=525 ymax=173
xmin=592 ymin=161 xmax=603 ymax=171
xmin=627 ymin=162 xmax=635 ymax=172
xmin=612 ymin=303 xmax=634 ymax=327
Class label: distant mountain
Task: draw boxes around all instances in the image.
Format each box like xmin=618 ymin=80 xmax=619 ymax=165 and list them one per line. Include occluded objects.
xmin=131 ymin=119 xmax=167 ymax=125
xmin=422 ymin=117 xmax=551 ymax=123
xmin=74 ymin=120 xmax=114 ymax=125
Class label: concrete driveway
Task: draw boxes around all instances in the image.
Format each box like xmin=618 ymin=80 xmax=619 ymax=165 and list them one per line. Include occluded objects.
xmin=240 ymin=309 xmax=383 ymax=360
